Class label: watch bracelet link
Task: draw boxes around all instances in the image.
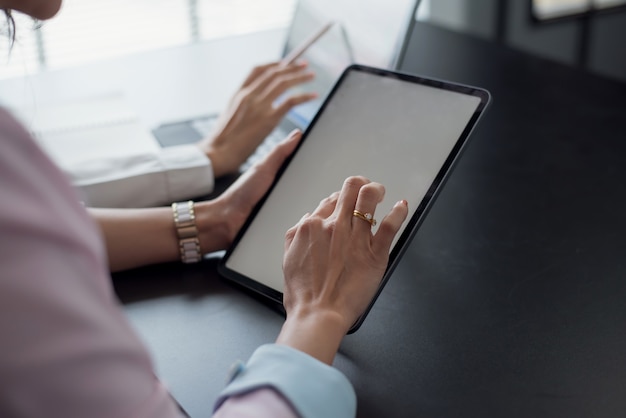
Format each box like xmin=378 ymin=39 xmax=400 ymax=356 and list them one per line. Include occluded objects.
xmin=172 ymin=200 xmax=202 ymax=263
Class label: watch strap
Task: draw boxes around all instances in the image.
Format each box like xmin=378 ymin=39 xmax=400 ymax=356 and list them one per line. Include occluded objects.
xmin=172 ymin=200 xmax=202 ymax=263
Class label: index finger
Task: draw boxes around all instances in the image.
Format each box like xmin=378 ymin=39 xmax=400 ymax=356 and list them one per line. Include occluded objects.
xmin=240 ymin=62 xmax=278 ymax=88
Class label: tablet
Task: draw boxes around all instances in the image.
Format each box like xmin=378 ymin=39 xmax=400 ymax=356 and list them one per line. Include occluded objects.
xmin=218 ymin=64 xmax=491 ymax=332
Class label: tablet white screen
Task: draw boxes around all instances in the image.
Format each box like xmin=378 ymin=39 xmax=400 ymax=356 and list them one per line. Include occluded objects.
xmin=225 ymin=68 xmax=483 ymax=293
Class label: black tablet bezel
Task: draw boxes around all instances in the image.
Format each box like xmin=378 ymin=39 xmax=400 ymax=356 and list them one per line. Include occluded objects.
xmin=218 ymin=64 xmax=491 ymax=332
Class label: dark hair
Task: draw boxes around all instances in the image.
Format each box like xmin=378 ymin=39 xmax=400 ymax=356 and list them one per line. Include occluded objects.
xmin=3 ymin=8 xmax=16 ymax=48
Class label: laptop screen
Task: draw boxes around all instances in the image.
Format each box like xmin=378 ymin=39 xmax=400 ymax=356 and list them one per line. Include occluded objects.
xmin=282 ymin=0 xmax=421 ymax=127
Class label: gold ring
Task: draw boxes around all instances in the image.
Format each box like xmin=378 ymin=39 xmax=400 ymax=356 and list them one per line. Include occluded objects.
xmin=353 ymin=210 xmax=377 ymax=227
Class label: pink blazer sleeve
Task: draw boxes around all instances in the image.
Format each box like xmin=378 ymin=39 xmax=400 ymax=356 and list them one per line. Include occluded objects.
xmin=0 ymin=108 xmax=185 ymax=418
xmin=0 ymin=108 xmax=329 ymax=418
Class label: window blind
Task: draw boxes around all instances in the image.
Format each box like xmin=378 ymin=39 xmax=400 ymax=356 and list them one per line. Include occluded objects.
xmin=1 ymin=0 xmax=295 ymax=80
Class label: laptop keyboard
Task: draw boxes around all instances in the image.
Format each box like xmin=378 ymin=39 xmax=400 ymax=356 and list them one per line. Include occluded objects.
xmin=190 ymin=116 xmax=218 ymax=137
xmin=153 ymin=114 xmax=289 ymax=172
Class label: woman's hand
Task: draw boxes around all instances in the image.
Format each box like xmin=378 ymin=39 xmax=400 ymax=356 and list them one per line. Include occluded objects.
xmin=196 ymin=130 xmax=303 ymax=252
xmin=92 ymin=130 xmax=301 ymax=272
xmin=277 ymin=176 xmax=409 ymax=364
xmin=198 ymin=61 xmax=316 ymax=177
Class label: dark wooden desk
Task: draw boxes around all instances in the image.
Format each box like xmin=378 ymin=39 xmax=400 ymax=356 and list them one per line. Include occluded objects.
xmin=114 ymin=22 xmax=626 ymax=418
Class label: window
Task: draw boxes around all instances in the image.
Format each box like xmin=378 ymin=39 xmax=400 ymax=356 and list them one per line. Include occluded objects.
xmin=532 ymin=0 xmax=626 ymax=21
xmin=1 ymin=0 xmax=296 ymax=80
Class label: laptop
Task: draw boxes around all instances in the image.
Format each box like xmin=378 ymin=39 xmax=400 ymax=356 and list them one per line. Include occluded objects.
xmin=152 ymin=0 xmax=422 ymax=171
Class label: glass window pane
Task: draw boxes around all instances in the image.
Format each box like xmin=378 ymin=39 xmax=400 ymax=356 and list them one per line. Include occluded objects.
xmin=1 ymin=0 xmax=296 ymax=80
xmin=43 ymin=0 xmax=190 ymax=70
xmin=197 ymin=0 xmax=296 ymax=40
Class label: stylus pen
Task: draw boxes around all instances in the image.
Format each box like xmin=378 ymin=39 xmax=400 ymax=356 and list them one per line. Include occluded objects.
xmin=338 ymin=22 xmax=355 ymax=63
xmin=281 ymin=20 xmax=335 ymax=65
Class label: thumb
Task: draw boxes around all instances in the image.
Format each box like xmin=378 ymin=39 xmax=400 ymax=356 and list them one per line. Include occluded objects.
xmin=255 ymin=129 xmax=302 ymax=173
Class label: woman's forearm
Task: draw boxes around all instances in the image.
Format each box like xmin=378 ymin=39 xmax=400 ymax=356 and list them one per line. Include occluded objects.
xmin=89 ymin=207 xmax=180 ymax=272
xmin=89 ymin=200 xmax=231 ymax=272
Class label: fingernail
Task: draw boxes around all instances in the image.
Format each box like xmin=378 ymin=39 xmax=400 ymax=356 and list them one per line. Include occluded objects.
xmin=397 ymin=199 xmax=408 ymax=207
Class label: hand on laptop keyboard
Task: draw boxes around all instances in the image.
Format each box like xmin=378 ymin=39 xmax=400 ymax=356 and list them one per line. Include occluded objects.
xmin=195 ymin=61 xmax=317 ymax=177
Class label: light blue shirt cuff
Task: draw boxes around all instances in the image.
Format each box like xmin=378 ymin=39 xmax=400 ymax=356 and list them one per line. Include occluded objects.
xmin=214 ymin=344 xmax=356 ymax=418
